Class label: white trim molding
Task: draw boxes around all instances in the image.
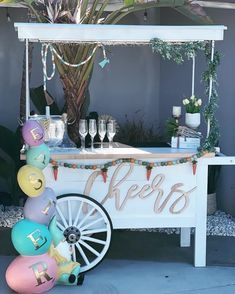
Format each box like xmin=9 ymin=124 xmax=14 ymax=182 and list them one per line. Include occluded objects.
xmin=14 ymin=23 xmax=227 ymax=44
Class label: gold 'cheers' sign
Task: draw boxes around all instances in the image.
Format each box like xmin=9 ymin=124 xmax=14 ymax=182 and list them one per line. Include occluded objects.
xmin=84 ymin=163 xmax=196 ymax=214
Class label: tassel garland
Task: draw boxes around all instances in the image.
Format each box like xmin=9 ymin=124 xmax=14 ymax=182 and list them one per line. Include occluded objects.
xmin=101 ymin=168 xmax=108 ymax=183
xmin=146 ymin=165 xmax=153 ymax=181
xmin=192 ymin=160 xmax=197 ymax=175
xmin=52 ymin=165 xmax=58 ymax=181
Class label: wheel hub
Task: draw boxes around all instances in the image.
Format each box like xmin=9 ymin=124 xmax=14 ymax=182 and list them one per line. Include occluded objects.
xmin=64 ymin=226 xmax=81 ymax=244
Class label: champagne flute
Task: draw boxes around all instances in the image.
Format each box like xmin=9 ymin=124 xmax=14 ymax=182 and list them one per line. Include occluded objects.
xmin=79 ymin=119 xmax=88 ymax=151
xmin=98 ymin=120 xmax=106 ymax=149
xmin=107 ymin=120 xmax=116 ymax=149
xmin=89 ymin=119 xmax=97 ymax=152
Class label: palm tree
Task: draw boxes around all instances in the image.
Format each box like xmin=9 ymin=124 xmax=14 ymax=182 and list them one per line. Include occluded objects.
xmin=16 ymin=0 xmax=211 ymax=144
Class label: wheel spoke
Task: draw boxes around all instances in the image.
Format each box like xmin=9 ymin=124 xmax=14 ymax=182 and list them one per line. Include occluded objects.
xmin=81 ymin=235 xmax=106 ymax=245
xmin=82 ymin=228 xmax=108 ymax=235
xmin=56 ymin=195 xmax=112 ymax=273
xmin=56 ymin=205 xmax=69 ymax=228
xmin=80 ymin=216 xmax=104 ymax=232
xmin=77 ymin=207 xmax=96 ymax=229
xmin=68 ymin=200 xmax=72 ymax=226
xmin=75 ymin=243 xmax=90 ymax=265
xmin=79 ymin=240 xmax=100 ymax=257
xmin=56 ymin=221 xmax=66 ymax=231
xmin=73 ymin=201 xmax=83 ymax=228
xmin=71 ymin=244 xmax=76 ymax=262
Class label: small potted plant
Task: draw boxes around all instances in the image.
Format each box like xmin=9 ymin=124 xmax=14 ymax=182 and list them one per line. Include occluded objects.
xmin=182 ymin=95 xmax=202 ymax=129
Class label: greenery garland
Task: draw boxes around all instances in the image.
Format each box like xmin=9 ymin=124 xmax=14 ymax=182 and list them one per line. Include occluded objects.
xmin=150 ymin=38 xmax=221 ymax=151
xmin=202 ymin=43 xmax=220 ymax=150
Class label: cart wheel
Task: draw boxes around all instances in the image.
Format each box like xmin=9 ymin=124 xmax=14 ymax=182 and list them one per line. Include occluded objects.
xmin=55 ymin=193 xmax=112 ymax=273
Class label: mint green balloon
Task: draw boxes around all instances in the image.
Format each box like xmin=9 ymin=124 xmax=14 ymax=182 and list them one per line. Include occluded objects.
xmin=11 ymin=219 xmax=52 ymax=256
xmin=26 ymin=143 xmax=50 ymax=170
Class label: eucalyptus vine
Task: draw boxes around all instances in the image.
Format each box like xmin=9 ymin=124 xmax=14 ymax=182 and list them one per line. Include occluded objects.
xmin=202 ymin=43 xmax=221 ymax=151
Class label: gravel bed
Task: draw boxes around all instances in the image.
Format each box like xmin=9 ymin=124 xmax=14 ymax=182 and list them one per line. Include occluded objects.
xmin=132 ymin=211 xmax=235 ymax=236
xmin=0 ymin=205 xmax=24 ymax=228
xmin=1 ymin=206 xmax=235 ymax=237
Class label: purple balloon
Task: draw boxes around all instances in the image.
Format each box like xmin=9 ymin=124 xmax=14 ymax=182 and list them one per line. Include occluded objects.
xmin=24 ymin=187 xmax=57 ymax=225
xmin=22 ymin=120 xmax=44 ymax=146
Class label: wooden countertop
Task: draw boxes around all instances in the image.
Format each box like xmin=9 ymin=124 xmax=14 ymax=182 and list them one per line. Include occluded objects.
xmin=20 ymin=143 xmax=214 ymax=160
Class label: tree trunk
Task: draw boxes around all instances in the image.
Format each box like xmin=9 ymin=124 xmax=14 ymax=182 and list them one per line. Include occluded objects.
xmin=55 ymin=45 xmax=95 ymax=145
xmin=59 ymin=70 xmax=92 ymax=145
xmin=63 ymin=80 xmax=88 ymax=145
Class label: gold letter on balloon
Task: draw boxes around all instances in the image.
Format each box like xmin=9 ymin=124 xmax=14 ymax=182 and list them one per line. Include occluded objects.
xmin=27 ymin=229 xmax=47 ymax=250
xmin=29 ymin=262 xmax=53 ymax=286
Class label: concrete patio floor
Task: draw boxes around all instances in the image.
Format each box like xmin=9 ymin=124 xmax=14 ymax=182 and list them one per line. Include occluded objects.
xmin=1 ymin=231 xmax=235 ymax=293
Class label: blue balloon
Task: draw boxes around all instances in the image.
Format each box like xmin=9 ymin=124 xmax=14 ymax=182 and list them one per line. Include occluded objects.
xmin=11 ymin=219 xmax=52 ymax=256
xmin=26 ymin=143 xmax=50 ymax=170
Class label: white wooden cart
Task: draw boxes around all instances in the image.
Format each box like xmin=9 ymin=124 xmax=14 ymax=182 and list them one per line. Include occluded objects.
xmin=15 ymin=23 xmax=234 ymax=273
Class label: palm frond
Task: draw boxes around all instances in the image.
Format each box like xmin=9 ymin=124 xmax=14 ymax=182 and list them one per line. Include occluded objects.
xmin=174 ymin=0 xmax=213 ymax=24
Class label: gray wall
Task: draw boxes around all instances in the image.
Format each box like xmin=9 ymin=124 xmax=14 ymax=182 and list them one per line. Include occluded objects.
xmin=0 ymin=8 xmax=27 ymax=130
xmin=89 ymin=9 xmax=160 ymax=127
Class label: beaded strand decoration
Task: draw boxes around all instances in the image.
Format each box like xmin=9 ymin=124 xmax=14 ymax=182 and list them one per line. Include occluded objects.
xmin=49 ymin=150 xmax=208 ymax=182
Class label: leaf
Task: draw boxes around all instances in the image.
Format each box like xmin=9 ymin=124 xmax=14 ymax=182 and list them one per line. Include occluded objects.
xmin=72 ymin=3 xmax=81 ymax=24
xmin=81 ymin=0 xmax=89 ymax=18
xmin=0 ymin=125 xmax=18 ymax=161
xmin=124 ymin=0 xmax=135 ymax=5
xmin=0 ymin=148 xmax=18 ymax=204
xmin=94 ymin=0 xmax=109 ymax=23
xmin=46 ymin=1 xmax=54 ymax=22
xmin=30 ymin=85 xmax=61 ymax=115
xmin=174 ymin=1 xmax=213 ymax=24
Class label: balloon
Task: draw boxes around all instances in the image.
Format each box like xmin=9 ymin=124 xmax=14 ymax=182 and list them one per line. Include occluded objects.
xmin=26 ymin=144 xmax=50 ymax=170
xmin=24 ymin=187 xmax=57 ymax=225
xmin=11 ymin=219 xmax=52 ymax=256
xmin=17 ymin=165 xmax=45 ymax=197
xmin=22 ymin=120 xmax=44 ymax=147
xmin=6 ymin=253 xmax=57 ymax=294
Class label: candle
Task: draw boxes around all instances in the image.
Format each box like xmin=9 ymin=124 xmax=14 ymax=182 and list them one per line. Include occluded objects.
xmin=172 ymin=106 xmax=181 ymax=117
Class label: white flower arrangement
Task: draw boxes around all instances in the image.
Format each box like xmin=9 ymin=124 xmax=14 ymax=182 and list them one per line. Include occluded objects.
xmin=182 ymin=95 xmax=202 ymax=113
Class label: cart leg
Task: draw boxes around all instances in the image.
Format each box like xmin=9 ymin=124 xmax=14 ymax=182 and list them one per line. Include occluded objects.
xmin=180 ymin=228 xmax=191 ymax=247
xmin=194 ymin=163 xmax=208 ymax=267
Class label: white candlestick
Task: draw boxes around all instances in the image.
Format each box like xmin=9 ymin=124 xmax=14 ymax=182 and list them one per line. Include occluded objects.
xmin=172 ymin=106 xmax=181 ymax=117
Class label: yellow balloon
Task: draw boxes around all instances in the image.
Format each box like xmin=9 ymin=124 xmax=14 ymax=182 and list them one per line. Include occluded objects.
xmin=17 ymin=165 xmax=45 ymax=197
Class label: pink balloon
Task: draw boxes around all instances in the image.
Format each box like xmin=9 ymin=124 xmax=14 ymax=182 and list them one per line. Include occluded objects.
xmin=6 ymin=253 xmax=57 ymax=294
xmin=22 ymin=120 xmax=44 ymax=146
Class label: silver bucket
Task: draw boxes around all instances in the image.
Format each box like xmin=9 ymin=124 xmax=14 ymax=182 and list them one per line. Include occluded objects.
xmin=30 ymin=115 xmax=65 ymax=147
